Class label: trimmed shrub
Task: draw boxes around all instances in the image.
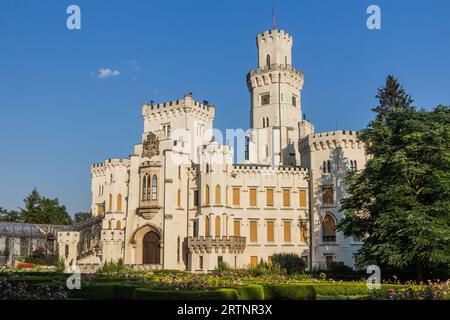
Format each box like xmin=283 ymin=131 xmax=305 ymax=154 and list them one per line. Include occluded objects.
xmin=134 ymin=288 xmax=239 ymax=300
xmin=271 ymin=253 xmax=306 ymax=275
xmin=69 ymin=284 xmax=115 ymax=300
xmin=263 ymin=284 xmax=316 ymax=300
xmin=235 ymin=285 xmax=265 ymax=300
xmin=113 ymin=284 xmax=140 ymax=300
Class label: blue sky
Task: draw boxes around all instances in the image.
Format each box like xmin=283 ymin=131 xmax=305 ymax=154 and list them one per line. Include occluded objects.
xmin=1 ymin=0 xmax=449 ymax=215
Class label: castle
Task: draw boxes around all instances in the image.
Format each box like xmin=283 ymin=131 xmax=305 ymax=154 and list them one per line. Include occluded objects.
xmin=58 ymin=27 xmax=367 ymax=273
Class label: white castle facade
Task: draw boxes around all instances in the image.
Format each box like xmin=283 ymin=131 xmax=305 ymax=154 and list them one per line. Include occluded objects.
xmin=58 ymin=28 xmax=367 ymax=273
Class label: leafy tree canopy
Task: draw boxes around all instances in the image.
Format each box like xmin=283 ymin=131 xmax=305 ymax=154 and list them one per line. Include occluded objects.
xmin=74 ymin=211 xmax=92 ymax=224
xmin=338 ymin=76 xmax=450 ymax=280
xmin=0 ymin=188 xmax=72 ymax=225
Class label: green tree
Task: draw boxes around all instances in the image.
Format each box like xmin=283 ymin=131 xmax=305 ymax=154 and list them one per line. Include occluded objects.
xmin=337 ymin=78 xmax=450 ymax=280
xmin=0 ymin=207 xmax=23 ymax=222
xmin=372 ymin=75 xmax=414 ymax=120
xmin=73 ymin=211 xmax=92 ymax=223
xmin=20 ymin=189 xmax=72 ymax=225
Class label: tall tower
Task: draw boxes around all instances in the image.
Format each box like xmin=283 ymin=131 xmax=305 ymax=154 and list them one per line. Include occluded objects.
xmin=247 ymin=29 xmax=304 ymax=166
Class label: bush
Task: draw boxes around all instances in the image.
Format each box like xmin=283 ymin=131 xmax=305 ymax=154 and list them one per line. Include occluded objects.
xmin=69 ymin=284 xmax=116 ymax=300
xmin=134 ymin=288 xmax=239 ymax=300
xmin=271 ymin=253 xmax=306 ymax=275
xmin=97 ymin=259 xmax=126 ymax=274
xmin=263 ymin=284 xmax=316 ymax=300
xmin=23 ymin=248 xmax=58 ymax=266
xmin=235 ymin=285 xmax=265 ymax=300
xmin=215 ymin=261 xmax=232 ymax=272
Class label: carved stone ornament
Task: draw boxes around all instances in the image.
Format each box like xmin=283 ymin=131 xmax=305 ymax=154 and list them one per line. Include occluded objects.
xmin=142 ymin=132 xmax=160 ymax=158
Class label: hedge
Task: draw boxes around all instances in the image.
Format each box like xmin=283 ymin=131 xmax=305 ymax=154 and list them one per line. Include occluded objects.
xmin=235 ymin=285 xmax=265 ymax=300
xmin=134 ymin=288 xmax=239 ymax=300
xmin=309 ymin=283 xmax=408 ymax=298
xmin=263 ymin=284 xmax=316 ymax=300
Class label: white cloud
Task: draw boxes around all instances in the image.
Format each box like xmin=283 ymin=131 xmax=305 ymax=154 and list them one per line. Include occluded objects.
xmin=97 ymin=68 xmax=120 ymax=79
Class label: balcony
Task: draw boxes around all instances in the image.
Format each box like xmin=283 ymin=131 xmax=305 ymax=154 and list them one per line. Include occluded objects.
xmin=186 ymin=236 xmax=246 ymax=254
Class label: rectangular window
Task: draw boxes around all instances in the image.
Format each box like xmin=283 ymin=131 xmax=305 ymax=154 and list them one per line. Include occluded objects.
xmin=300 ymin=219 xmax=308 ymax=244
xmin=20 ymin=238 xmax=29 ymax=257
xmin=218 ymin=256 xmax=223 ymax=265
xmin=250 ymin=256 xmax=258 ymax=268
xmin=266 ymin=188 xmax=274 ymax=207
xmin=292 ymin=95 xmax=297 ymax=106
xmin=299 ymin=189 xmax=307 ymax=208
xmin=250 ymin=220 xmax=258 ymax=243
xmin=261 ymin=93 xmax=270 ymax=105
xmin=193 ymin=190 xmax=199 ymax=206
xmin=199 ymin=256 xmax=204 ymax=270
xmin=266 ymin=220 xmax=275 ymax=243
xmin=283 ymin=188 xmax=291 ymax=207
xmin=322 ymin=187 xmax=334 ymax=206
xmin=232 ymin=187 xmax=240 ymax=206
xmin=283 ymin=220 xmax=291 ymax=243
xmin=325 ymin=255 xmax=334 ymax=270
xmin=249 ymin=188 xmax=257 ymax=207
xmin=233 ymin=219 xmax=241 ymax=237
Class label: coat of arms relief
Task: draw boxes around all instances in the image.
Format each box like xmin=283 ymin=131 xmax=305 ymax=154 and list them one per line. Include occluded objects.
xmin=142 ymin=132 xmax=160 ymax=158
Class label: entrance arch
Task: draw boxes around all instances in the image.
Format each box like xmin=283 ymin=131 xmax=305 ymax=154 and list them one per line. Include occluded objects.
xmin=143 ymin=231 xmax=160 ymax=264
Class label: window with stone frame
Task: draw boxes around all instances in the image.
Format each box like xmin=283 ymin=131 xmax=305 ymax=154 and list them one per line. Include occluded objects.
xmin=322 ymin=186 xmax=334 ymax=206
xmin=249 ymin=220 xmax=258 ymax=243
xmin=261 ymin=93 xmax=270 ymax=105
xmin=249 ymin=188 xmax=257 ymax=207
xmin=266 ymin=188 xmax=274 ymax=207
xmin=266 ymin=220 xmax=275 ymax=243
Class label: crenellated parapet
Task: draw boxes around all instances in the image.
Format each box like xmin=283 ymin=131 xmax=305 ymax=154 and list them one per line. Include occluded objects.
xmin=230 ymin=164 xmax=308 ymax=178
xmin=91 ymin=158 xmax=131 ymax=177
xmin=257 ymin=29 xmax=293 ymax=45
xmin=299 ymin=130 xmax=363 ymax=154
xmin=142 ymin=93 xmax=215 ymax=123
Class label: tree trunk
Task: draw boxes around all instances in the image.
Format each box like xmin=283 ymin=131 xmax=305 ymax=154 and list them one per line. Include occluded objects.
xmin=416 ymin=261 xmax=424 ymax=282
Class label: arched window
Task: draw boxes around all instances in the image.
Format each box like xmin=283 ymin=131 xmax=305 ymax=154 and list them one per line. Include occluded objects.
xmin=117 ymin=194 xmax=122 ymax=212
xmin=206 ymin=163 xmax=210 ymax=173
xmin=205 ymin=215 xmax=210 ymax=236
xmin=215 ymin=185 xmax=221 ymax=205
xmin=142 ymin=175 xmax=147 ymax=200
xmin=263 ymin=118 xmax=266 ymax=128
xmin=215 ymin=216 xmax=221 ymax=237
xmin=266 ymin=117 xmax=269 ymax=127
xmin=266 ymin=54 xmax=271 ymax=67
xmin=146 ymin=175 xmax=151 ymax=200
xmin=116 ymin=221 xmax=121 ymax=230
xmin=327 ymin=160 xmax=332 ymax=173
xmin=151 ymin=175 xmax=157 ymax=200
xmin=108 ymin=220 xmax=112 ymax=229
xmin=322 ymin=214 xmax=336 ymax=242
xmin=108 ymin=194 xmax=113 ymax=212
xmin=205 ymin=185 xmax=210 ymax=205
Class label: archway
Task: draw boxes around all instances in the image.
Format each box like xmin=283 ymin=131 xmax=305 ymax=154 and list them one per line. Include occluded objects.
xmin=143 ymin=230 xmax=160 ymax=264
